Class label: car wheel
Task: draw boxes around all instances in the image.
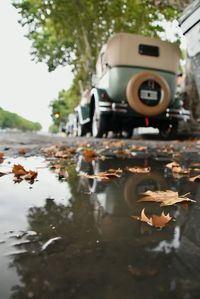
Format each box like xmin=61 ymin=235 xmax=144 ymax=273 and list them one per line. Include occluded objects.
xmin=126 ymin=71 xmax=170 ymax=116
xmin=159 ymin=121 xmax=178 ymax=139
xmin=92 ymin=108 xmax=107 ymax=138
xmin=77 ymin=121 xmax=87 ymax=137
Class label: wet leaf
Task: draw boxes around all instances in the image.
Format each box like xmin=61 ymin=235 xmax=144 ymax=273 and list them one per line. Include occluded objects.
xmin=165 ymin=161 xmax=190 ymax=175
xmin=127 ymin=166 xmax=151 ymax=173
xmin=132 ymin=208 xmax=172 ymax=228
xmin=0 ymin=152 xmax=4 ymax=163
xmin=138 ymin=190 xmax=195 ymax=206
xmin=189 ymin=174 xmax=200 ymax=182
xmin=165 ymin=161 xmax=179 ymax=169
xmin=24 ymin=171 xmax=38 ymax=180
xmin=79 ymin=168 xmax=122 ymax=180
xmin=12 ymin=164 xmax=28 ymax=176
xmin=18 ymin=148 xmax=26 ymax=155
xmin=131 ymin=145 xmax=147 ymax=151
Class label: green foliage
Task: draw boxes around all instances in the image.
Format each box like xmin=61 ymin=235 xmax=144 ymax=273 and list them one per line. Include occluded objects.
xmin=13 ymin=0 xmax=184 ymax=124
xmin=48 ymin=123 xmax=59 ymax=134
xmin=0 ymin=107 xmax=42 ymax=131
xmin=14 ymin=0 xmax=180 ymax=84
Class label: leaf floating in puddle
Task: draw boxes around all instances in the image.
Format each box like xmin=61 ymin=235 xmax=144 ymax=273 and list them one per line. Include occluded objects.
xmin=12 ymin=164 xmax=38 ymax=182
xmin=24 ymin=170 xmax=38 ymax=180
xmin=132 ymin=208 xmax=172 ymax=228
xmin=127 ymin=166 xmax=151 ymax=173
xmin=12 ymin=164 xmax=28 ymax=176
xmin=0 ymin=152 xmax=4 ymax=163
xmin=79 ymin=168 xmax=122 ymax=180
xmin=138 ymin=190 xmax=195 ymax=206
xmin=165 ymin=161 xmax=190 ymax=176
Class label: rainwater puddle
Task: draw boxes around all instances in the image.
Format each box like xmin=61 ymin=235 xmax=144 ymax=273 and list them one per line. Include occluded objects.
xmin=0 ymin=154 xmax=200 ymax=299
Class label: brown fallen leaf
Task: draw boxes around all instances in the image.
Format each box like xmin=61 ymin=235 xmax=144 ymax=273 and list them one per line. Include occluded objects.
xmin=18 ymin=148 xmax=26 ymax=155
xmin=12 ymin=164 xmax=28 ymax=176
xmin=138 ymin=190 xmax=195 ymax=206
xmin=82 ymin=149 xmax=97 ymax=158
xmin=165 ymin=161 xmax=179 ymax=169
xmin=127 ymin=166 xmax=151 ymax=174
xmin=79 ymin=168 xmax=122 ymax=180
xmin=132 ymin=208 xmax=172 ymax=228
xmin=24 ymin=171 xmax=38 ymax=180
xmin=189 ymin=174 xmax=200 ymax=182
xmin=171 ymin=166 xmax=190 ymax=175
xmin=0 ymin=152 xmax=4 ymax=163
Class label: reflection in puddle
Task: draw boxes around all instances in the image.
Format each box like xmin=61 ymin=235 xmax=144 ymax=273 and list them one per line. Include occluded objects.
xmin=0 ymin=154 xmax=200 ymax=299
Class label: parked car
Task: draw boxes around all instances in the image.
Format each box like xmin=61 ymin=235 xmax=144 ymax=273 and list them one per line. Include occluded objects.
xmin=76 ymin=33 xmax=191 ymax=138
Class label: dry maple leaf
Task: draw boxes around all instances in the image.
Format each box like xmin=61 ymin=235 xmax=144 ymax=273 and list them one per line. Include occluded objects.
xmin=12 ymin=164 xmax=28 ymax=176
xmin=82 ymin=149 xmax=97 ymax=158
xmin=127 ymin=166 xmax=151 ymax=173
xmin=138 ymin=190 xmax=195 ymax=206
xmin=189 ymin=174 xmax=200 ymax=182
xmin=132 ymin=208 xmax=172 ymax=228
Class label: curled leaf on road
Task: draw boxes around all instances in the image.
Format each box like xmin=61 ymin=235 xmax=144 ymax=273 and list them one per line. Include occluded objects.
xmin=82 ymin=149 xmax=97 ymax=158
xmin=126 ymin=166 xmax=151 ymax=173
xmin=18 ymin=148 xmax=26 ymax=155
xmin=132 ymin=208 xmax=172 ymax=228
xmin=189 ymin=174 xmax=200 ymax=182
xmin=131 ymin=145 xmax=147 ymax=151
xmin=113 ymin=149 xmax=131 ymax=158
xmin=138 ymin=190 xmax=196 ymax=206
xmin=79 ymin=168 xmax=122 ymax=181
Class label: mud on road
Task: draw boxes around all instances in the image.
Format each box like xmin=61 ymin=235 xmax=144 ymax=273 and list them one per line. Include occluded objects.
xmin=0 ymin=131 xmax=200 ymax=299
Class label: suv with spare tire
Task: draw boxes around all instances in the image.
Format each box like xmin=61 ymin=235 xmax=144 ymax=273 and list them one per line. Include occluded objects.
xmin=75 ymin=33 xmax=191 ymax=138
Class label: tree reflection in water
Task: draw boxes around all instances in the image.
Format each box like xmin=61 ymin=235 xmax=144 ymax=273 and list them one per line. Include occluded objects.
xmin=9 ymin=158 xmax=200 ymax=299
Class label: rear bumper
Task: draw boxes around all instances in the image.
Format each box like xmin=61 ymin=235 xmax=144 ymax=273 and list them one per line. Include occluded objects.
xmin=99 ymin=100 xmax=191 ymax=122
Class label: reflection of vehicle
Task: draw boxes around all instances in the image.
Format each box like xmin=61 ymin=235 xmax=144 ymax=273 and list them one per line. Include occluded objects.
xmin=76 ymin=33 xmax=191 ymax=139
xmin=78 ymin=157 xmax=171 ymax=241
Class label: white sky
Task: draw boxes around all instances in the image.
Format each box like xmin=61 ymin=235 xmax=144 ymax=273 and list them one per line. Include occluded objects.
xmin=0 ymin=1 xmax=186 ymax=132
xmin=0 ymin=1 xmax=73 ymax=131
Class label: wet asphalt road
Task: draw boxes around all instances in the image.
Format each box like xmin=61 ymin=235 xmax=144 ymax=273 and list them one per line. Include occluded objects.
xmin=0 ymin=130 xmax=200 ymax=299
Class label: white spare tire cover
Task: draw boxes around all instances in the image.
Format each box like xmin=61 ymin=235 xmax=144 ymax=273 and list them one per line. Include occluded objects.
xmin=126 ymin=72 xmax=170 ymax=116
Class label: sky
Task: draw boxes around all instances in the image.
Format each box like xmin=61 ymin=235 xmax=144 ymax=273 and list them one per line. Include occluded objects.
xmin=0 ymin=1 xmax=186 ymax=132
xmin=0 ymin=1 xmax=73 ymax=131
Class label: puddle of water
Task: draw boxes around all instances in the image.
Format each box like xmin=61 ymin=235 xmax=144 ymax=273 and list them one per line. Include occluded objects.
xmin=0 ymin=154 xmax=200 ymax=299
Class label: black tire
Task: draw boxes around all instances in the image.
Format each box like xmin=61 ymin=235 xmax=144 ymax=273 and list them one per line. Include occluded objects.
xmin=92 ymin=107 xmax=108 ymax=138
xmin=77 ymin=121 xmax=87 ymax=137
xmin=159 ymin=121 xmax=178 ymax=140
xmin=122 ymin=129 xmax=133 ymax=139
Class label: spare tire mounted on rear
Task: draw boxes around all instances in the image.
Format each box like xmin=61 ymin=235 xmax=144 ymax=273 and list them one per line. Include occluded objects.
xmin=126 ymin=72 xmax=170 ymax=116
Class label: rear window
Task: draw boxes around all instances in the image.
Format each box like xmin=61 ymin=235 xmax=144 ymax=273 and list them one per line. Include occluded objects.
xmin=139 ymin=44 xmax=160 ymax=57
